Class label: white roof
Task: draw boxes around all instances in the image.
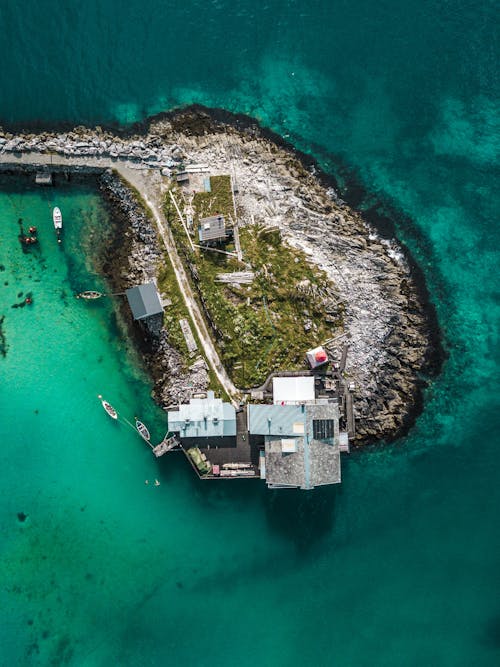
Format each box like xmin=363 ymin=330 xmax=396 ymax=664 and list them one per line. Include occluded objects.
xmin=273 ymin=376 xmax=315 ymax=405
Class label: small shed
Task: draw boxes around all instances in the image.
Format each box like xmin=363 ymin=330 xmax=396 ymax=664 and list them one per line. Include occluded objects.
xmin=125 ymin=282 xmax=163 ymax=321
xmin=306 ymin=346 xmax=329 ymax=369
xmin=198 ymin=215 xmax=226 ymax=243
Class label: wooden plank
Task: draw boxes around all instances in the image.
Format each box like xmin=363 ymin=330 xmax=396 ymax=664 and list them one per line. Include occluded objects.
xmin=179 ymin=318 xmax=198 ymax=353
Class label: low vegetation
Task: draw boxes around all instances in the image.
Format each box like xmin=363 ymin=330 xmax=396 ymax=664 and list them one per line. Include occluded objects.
xmin=163 ymin=178 xmax=344 ymax=388
xmin=192 ymin=175 xmax=234 ymax=222
xmin=156 ymin=251 xmax=190 ymax=356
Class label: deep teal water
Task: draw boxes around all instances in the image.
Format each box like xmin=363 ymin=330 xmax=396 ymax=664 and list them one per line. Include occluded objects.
xmin=0 ymin=1 xmax=499 ymax=665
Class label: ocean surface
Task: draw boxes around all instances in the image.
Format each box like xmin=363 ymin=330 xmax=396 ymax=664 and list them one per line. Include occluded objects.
xmin=0 ymin=1 xmax=499 ymax=665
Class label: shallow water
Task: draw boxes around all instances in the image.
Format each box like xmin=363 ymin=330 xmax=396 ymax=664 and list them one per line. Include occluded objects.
xmin=0 ymin=1 xmax=499 ymax=665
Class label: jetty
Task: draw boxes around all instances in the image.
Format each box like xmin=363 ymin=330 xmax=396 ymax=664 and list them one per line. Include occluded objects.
xmin=153 ymin=435 xmax=179 ymax=457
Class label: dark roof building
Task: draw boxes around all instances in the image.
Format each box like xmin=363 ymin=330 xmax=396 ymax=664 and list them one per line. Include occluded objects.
xmin=125 ymin=282 xmax=164 ymax=321
xmin=198 ymin=215 xmax=226 ymax=243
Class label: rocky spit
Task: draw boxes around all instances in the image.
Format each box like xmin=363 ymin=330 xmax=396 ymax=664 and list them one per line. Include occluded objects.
xmin=0 ymin=107 xmax=442 ymax=444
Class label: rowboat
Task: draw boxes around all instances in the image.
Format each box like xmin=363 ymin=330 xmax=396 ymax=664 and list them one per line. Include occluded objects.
xmin=135 ymin=419 xmax=151 ymax=441
xmin=98 ymin=394 xmax=118 ymax=420
xmin=76 ymin=291 xmax=103 ymax=300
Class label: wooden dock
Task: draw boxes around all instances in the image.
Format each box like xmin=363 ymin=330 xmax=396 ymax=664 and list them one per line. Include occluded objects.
xmin=153 ymin=435 xmax=179 ymax=457
xmin=180 ymin=408 xmax=262 ymax=480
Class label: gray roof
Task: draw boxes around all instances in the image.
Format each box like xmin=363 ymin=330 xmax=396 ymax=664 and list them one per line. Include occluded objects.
xmin=254 ymin=400 xmax=342 ymax=490
xmin=247 ymin=404 xmax=305 ymax=436
xmin=168 ymin=391 xmax=236 ymax=439
xmin=125 ymin=283 xmax=163 ymax=320
xmin=265 ymin=437 xmax=341 ymax=490
xmin=198 ymin=215 xmax=226 ymax=242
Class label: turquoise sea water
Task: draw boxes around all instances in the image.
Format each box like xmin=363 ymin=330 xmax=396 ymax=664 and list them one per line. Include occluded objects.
xmin=0 ymin=1 xmax=499 ymax=665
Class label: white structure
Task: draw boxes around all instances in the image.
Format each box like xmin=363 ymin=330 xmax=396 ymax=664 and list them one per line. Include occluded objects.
xmin=167 ymin=391 xmax=236 ymax=440
xmin=306 ymin=346 xmax=329 ymax=369
xmin=272 ymin=376 xmax=315 ymax=405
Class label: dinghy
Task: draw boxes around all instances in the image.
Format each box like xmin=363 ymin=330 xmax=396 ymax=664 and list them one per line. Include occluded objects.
xmin=135 ymin=419 xmax=151 ymax=441
xmin=76 ymin=291 xmax=103 ymax=300
xmin=98 ymin=394 xmax=118 ymax=420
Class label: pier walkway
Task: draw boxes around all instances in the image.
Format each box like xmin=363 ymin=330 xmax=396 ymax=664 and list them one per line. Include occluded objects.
xmin=0 ymin=152 xmax=240 ymax=404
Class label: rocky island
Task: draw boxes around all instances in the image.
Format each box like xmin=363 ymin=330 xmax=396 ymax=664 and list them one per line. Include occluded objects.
xmin=0 ymin=106 xmax=442 ymax=459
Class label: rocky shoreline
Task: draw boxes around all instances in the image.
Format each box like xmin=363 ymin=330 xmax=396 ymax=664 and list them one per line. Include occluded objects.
xmin=97 ymin=172 xmax=210 ymax=407
xmin=0 ymin=107 xmax=443 ymax=445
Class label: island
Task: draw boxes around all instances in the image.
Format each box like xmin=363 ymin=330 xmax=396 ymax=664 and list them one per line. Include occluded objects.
xmin=0 ymin=106 xmax=442 ymax=489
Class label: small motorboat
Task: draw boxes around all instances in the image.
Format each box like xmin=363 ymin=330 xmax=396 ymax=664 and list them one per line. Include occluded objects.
xmin=76 ymin=291 xmax=103 ymax=300
xmin=98 ymin=394 xmax=118 ymax=420
xmin=135 ymin=419 xmax=151 ymax=441
xmin=53 ymin=207 xmax=63 ymax=229
xmin=53 ymin=207 xmax=63 ymax=243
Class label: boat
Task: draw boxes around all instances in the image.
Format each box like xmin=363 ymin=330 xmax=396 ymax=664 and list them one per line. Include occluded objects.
xmin=76 ymin=291 xmax=103 ymax=300
xmin=53 ymin=207 xmax=62 ymax=243
xmin=135 ymin=419 xmax=151 ymax=441
xmin=98 ymin=394 xmax=118 ymax=420
xmin=53 ymin=207 xmax=62 ymax=229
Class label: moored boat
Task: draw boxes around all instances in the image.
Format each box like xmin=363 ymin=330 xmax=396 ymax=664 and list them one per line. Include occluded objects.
xmin=53 ymin=207 xmax=62 ymax=229
xmin=98 ymin=394 xmax=118 ymax=420
xmin=135 ymin=419 xmax=151 ymax=441
xmin=53 ymin=207 xmax=63 ymax=243
xmin=76 ymin=291 xmax=103 ymax=300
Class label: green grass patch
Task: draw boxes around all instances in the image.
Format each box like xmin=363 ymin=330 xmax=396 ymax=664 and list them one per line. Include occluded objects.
xmin=192 ymin=175 xmax=234 ymax=222
xmin=164 ymin=181 xmax=344 ymax=388
xmin=156 ymin=252 xmax=190 ymax=356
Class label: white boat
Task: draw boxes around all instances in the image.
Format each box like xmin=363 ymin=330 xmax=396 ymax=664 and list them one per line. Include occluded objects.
xmin=76 ymin=291 xmax=103 ymax=300
xmin=98 ymin=394 xmax=118 ymax=420
xmin=53 ymin=207 xmax=63 ymax=229
xmin=135 ymin=419 xmax=151 ymax=441
xmin=53 ymin=207 xmax=62 ymax=243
